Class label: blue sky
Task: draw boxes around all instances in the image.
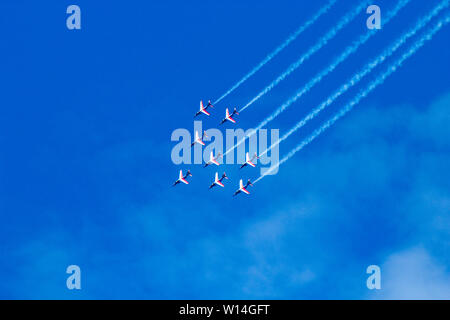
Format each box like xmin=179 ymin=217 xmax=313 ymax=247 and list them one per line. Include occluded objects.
xmin=0 ymin=0 xmax=449 ymax=299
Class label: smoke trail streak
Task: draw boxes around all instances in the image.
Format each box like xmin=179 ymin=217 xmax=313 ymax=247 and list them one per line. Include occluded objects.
xmin=224 ymin=0 xmax=410 ymax=158
xmin=254 ymin=14 xmax=450 ymax=183
xmin=239 ymin=1 xmax=369 ymax=112
xmin=259 ymin=0 xmax=449 ymax=158
xmin=213 ymin=0 xmax=338 ymax=105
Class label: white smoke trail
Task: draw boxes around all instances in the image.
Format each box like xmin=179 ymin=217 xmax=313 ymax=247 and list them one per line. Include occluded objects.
xmin=213 ymin=0 xmax=338 ymax=105
xmin=254 ymin=14 xmax=450 ymax=183
xmin=239 ymin=1 xmax=369 ymax=112
xmin=259 ymin=0 xmax=449 ymax=157
xmin=224 ymin=0 xmax=411 ymax=158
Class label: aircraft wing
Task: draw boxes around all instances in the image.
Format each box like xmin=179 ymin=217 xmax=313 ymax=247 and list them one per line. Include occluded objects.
xmin=247 ymin=161 xmax=256 ymax=167
xmin=216 ymin=181 xmax=225 ymax=187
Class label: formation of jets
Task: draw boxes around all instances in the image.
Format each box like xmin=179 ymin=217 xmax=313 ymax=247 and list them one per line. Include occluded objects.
xmin=194 ymin=100 xmax=239 ymax=126
xmin=174 ymin=100 xmax=255 ymax=197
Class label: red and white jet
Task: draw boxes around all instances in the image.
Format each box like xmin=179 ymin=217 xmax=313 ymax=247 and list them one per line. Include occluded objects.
xmin=191 ymin=131 xmax=208 ymax=147
xmin=233 ymin=179 xmax=253 ymax=196
xmin=240 ymin=152 xmax=259 ymax=169
xmin=204 ymin=151 xmax=222 ymax=167
xmin=220 ymin=108 xmax=239 ymax=125
xmin=172 ymin=169 xmax=192 ymax=186
xmin=194 ymin=100 xmax=214 ymax=118
xmin=209 ymin=172 xmax=229 ymax=189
